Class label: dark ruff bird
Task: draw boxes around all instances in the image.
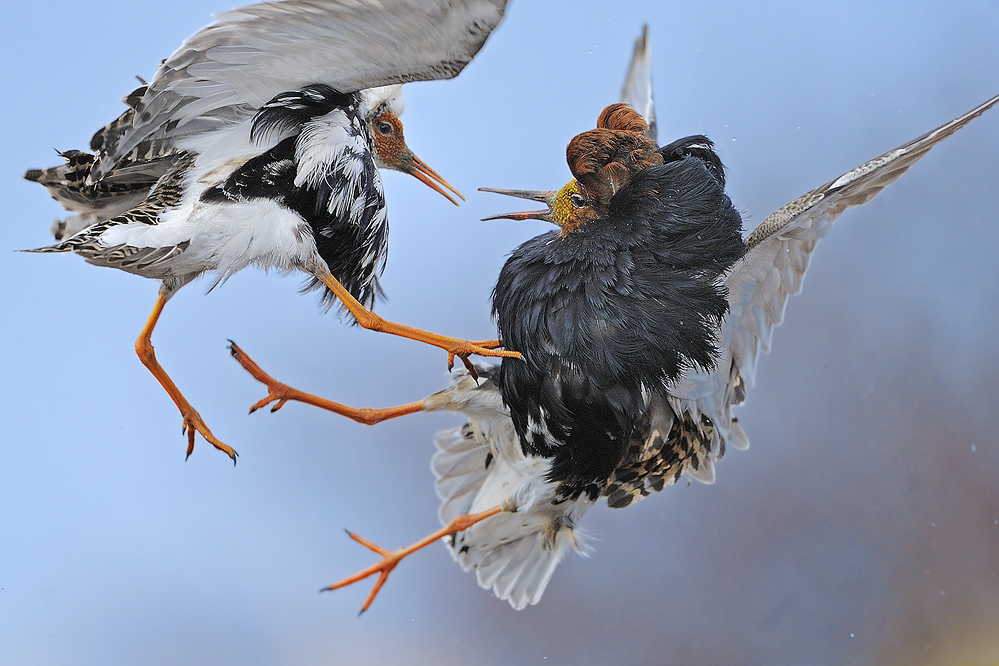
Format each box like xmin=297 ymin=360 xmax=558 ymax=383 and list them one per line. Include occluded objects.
xmin=490 ymin=129 xmax=745 ymax=503
xmin=228 ymin=84 xmax=999 ymax=611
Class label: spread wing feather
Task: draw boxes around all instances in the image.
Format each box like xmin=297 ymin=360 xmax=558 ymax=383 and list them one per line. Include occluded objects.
xmin=92 ymin=0 xmax=509 ymax=179
xmin=729 ymin=92 xmax=999 ymax=390
xmin=663 ymin=93 xmax=999 ymax=466
xmin=620 ymin=24 xmax=656 ymax=142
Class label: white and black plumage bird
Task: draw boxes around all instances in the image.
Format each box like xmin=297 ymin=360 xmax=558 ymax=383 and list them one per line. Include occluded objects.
xmin=23 ymin=0 xmax=513 ymax=462
xmin=227 ymin=31 xmax=999 ymax=612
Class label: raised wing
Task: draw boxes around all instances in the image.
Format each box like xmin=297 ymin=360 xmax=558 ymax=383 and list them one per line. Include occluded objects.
xmin=729 ymin=92 xmax=999 ymax=390
xmin=620 ymin=25 xmax=656 ymax=143
xmin=665 ymin=92 xmax=999 ymax=461
xmin=92 ymin=0 xmax=509 ymax=180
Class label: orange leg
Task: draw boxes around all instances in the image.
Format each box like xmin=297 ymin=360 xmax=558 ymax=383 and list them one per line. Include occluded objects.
xmin=229 ymin=342 xmax=426 ymax=423
xmin=324 ymin=506 xmax=504 ymax=614
xmin=136 ymin=292 xmax=237 ymax=463
xmin=318 ymin=273 xmax=520 ymax=377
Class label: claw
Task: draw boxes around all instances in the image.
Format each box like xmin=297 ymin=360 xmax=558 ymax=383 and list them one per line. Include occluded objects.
xmin=457 ymin=353 xmax=479 ymax=380
xmin=323 ymin=532 xmax=404 ymax=614
xmin=230 ymin=341 xmax=296 ymax=414
xmin=173 ymin=406 xmax=237 ymax=463
xmin=185 ymin=423 xmax=195 ymax=460
xmin=443 ymin=339 xmax=521 ymax=379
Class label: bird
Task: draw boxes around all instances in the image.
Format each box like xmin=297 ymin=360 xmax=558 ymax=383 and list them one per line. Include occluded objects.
xmin=23 ymin=0 xmax=515 ymax=462
xmin=27 ymin=82 xmax=462 ymax=242
xmin=230 ymin=23 xmax=999 ymax=612
xmin=442 ymin=88 xmax=999 ymax=609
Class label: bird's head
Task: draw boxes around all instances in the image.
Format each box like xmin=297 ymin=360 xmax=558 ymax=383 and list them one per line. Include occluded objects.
xmin=369 ymin=112 xmax=464 ymax=206
xmin=480 ymin=180 xmax=603 ymax=234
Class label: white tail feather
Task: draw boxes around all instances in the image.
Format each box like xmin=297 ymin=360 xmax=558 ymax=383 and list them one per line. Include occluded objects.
xmin=431 ymin=423 xmax=492 ymax=526
xmin=430 ymin=371 xmax=591 ymax=609
xmin=451 ymin=506 xmax=589 ymax=610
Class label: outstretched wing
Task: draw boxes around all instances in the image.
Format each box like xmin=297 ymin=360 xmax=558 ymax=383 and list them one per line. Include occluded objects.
xmin=620 ymin=25 xmax=656 ymax=142
xmin=727 ymin=92 xmax=999 ymax=392
xmin=92 ymin=0 xmax=509 ymax=179
xmin=609 ymin=93 xmax=999 ymax=508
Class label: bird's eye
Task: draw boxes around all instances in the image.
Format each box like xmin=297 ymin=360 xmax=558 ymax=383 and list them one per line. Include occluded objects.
xmin=569 ymin=193 xmax=587 ymax=208
xmin=377 ymin=121 xmax=393 ymax=135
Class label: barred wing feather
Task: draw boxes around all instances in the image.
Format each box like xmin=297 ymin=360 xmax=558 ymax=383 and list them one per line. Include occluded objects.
xmin=669 ymin=93 xmax=999 ymax=461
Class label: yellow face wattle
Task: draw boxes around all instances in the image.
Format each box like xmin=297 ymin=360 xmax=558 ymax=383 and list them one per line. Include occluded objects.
xmin=549 ymin=180 xmax=602 ymax=233
xmin=548 ymin=181 xmax=580 ymax=227
xmin=479 ymin=181 xmax=600 ymax=230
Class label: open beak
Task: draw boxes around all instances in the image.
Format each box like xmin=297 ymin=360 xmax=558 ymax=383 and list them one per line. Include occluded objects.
xmin=400 ymin=151 xmax=465 ymax=206
xmin=478 ymin=188 xmax=556 ymax=222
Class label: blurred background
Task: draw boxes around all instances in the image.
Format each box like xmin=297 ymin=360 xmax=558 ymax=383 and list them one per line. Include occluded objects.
xmin=2 ymin=1 xmax=998 ymax=664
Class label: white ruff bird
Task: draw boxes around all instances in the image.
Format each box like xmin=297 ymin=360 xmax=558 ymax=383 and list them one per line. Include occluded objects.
xmin=23 ymin=0 xmax=514 ymax=462
xmin=229 ymin=29 xmax=999 ymax=612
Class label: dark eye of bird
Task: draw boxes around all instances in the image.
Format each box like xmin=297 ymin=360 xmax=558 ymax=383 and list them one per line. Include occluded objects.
xmin=377 ymin=121 xmax=393 ymax=135
xmin=570 ymin=193 xmax=587 ymax=208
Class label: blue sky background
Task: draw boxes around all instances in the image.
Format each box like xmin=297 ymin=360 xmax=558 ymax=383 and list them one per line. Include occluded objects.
xmin=2 ymin=2 xmax=998 ymax=664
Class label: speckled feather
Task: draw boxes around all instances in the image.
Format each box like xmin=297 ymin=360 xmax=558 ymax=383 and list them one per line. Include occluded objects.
xmin=26 ymin=154 xmax=196 ymax=275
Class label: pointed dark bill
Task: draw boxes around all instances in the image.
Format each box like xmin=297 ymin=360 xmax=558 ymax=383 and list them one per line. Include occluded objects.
xmin=401 ymin=151 xmax=464 ymax=206
xmin=478 ymin=187 xmax=556 ymax=222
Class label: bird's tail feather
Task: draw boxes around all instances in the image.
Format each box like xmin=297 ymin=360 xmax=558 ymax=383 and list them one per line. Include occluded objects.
xmin=432 ymin=423 xmax=494 ymax=530
xmin=25 ymin=146 xmax=174 ymax=226
xmin=432 ymin=420 xmax=589 ymax=610
xmin=50 ymin=215 xmax=98 ymax=241
xmin=24 ymin=151 xmax=98 ymax=214
xmin=453 ymin=513 xmax=588 ymax=610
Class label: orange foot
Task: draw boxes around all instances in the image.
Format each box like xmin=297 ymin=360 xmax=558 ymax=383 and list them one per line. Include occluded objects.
xmin=135 ymin=290 xmax=237 ymax=464
xmin=229 ymin=341 xmax=427 ymax=424
xmin=180 ymin=404 xmax=238 ymax=463
xmin=228 ymin=341 xmax=300 ymax=414
xmin=446 ymin=339 xmax=516 ymax=379
xmin=323 ymin=507 xmax=504 ymax=614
